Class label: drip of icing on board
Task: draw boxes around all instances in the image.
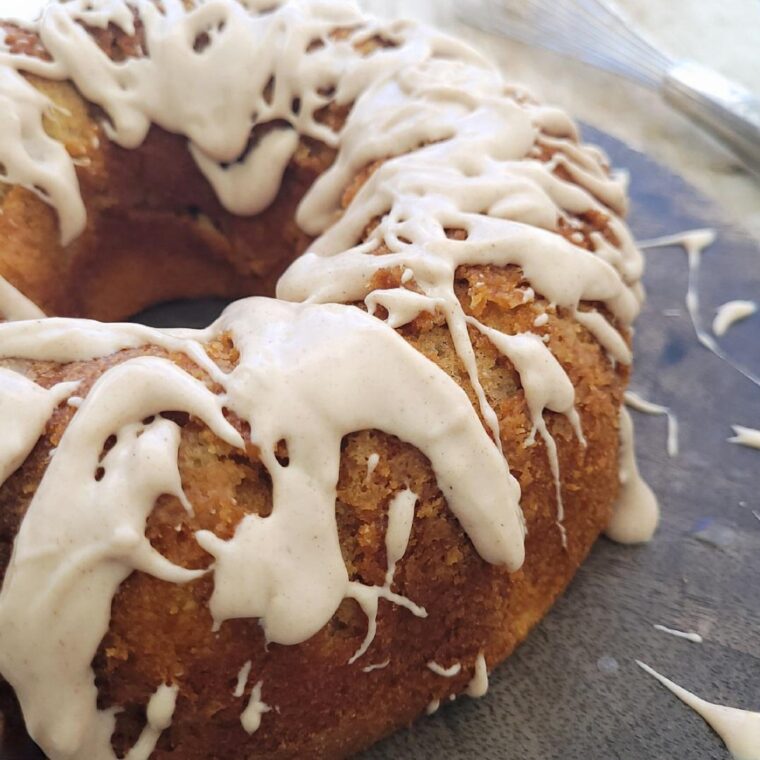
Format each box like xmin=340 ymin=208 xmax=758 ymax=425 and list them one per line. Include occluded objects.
xmin=637 ymin=662 xmax=760 ymax=760
xmin=713 ymin=301 xmax=757 ymax=337
xmin=652 ymin=624 xmax=703 ymax=643
xmin=624 ymin=390 xmax=679 ymax=457
xmin=728 ymin=426 xmax=760 ymax=451
xmin=639 ymin=230 xmax=760 ymax=388
xmin=605 ymin=408 xmax=659 ymax=544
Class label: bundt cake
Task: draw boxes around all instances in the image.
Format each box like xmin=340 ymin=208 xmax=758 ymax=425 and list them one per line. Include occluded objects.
xmin=0 ymin=1 xmax=658 ymax=758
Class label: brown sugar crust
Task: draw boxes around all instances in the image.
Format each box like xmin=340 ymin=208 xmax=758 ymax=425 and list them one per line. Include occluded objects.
xmin=0 ymin=21 xmax=629 ymax=760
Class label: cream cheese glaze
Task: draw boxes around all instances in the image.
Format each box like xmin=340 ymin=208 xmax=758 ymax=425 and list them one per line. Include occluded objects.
xmin=0 ymin=0 xmax=659 ymax=757
xmin=729 ymin=425 xmax=760 ymax=451
xmin=713 ymin=300 xmax=757 ymax=337
xmin=624 ymin=390 xmax=679 ymax=458
xmin=638 ymin=662 xmax=760 ymax=760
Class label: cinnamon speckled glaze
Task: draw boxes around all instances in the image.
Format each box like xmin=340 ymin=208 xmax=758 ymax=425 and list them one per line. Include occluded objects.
xmin=0 ymin=2 xmax=656 ymax=758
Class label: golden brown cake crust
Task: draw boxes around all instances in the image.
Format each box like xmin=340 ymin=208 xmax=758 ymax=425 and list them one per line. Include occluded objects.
xmin=0 ymin=19 xmax=629 ymax=760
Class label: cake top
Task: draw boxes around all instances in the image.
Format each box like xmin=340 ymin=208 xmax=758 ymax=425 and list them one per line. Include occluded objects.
xmin=0 ymin=2 xmax=655 ymax=758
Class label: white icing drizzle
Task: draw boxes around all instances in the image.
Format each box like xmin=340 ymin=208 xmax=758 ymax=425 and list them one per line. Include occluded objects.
xmin=713 ymin=300 xmax=757 ymax=337
xmin=0 ymin=0 xmax=657 ymax=752
xmin=346 ymin=488 xmax=425 ymax=664
xmin=241 ymin=680 xmax=271 ymax=736
xmin=126 ymin=684 xmax=179 ymax=760
xmin=728 ymin=425 xmax=760 ymax=451
xmin=0 ymin=278 xmax=46 ymax=321
xmin=0 ymin=66 xmax=86 ymax=244
xmin=233 ymin=660 xmax=253 ymax=698
xmin=427 ymin=661 xmax=462 ymax=678
xmin=606 ymin=408 xmax=659 ymax=544
xmin=366 ymin=452 xmax=380 ymax=480
xmin=637 ymin=662 xmax=760 ymax=760
xmin=639 ymin=230 xmax=760 ymax=389
xmin=384 ymin=488 xmax=417 ymax=585
xmin=466 ymin=317 xmax=586 ymax=545
xmin=573 ymin=308 xmax=632 ymax=365
xmin=465 ymin=652 xmax=488 ymax=698
xmin=0 ymin=297 xmax=526 ymax=758
xmin=0 ymin=369 xmax=78 ymax=483
xmin=426 ymin=699 xmax=440 ymax=715
xmin=624 ymin=390 xmax=679 ymax=458
xmin=653 ymin=624 xmax=703 ymax=643
xmin=0 ymin=358 xmax=236 ymax=759
xmin=361 ymin=659 xmax=390 ymax=673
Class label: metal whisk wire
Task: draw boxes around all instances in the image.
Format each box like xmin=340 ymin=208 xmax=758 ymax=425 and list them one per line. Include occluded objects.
xmin=472 ymin=0 xmax=671 ymax=88
xmin=458 ymin=0 xmax=760 ymax=177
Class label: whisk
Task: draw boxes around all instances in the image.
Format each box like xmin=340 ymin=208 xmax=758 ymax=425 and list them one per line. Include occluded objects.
xmin=457 ymin=0 xmax=760 ymax=177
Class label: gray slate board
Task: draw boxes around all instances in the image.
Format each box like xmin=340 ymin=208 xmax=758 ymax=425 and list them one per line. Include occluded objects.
xmin=2 ymin=128 xmax=759 ymax=759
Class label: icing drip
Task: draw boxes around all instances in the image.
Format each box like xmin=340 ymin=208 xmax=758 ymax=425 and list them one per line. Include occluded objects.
xmin=465 ymin=652 xmax=488 ymax=698
xmin=729 ymin=426 xmax=760 ymax=451
xmin=638 ymin=662 xmax=760 ymax=760
xmin=384 ymin=488 xmax=417 ymax=585
xmin=624 ymin=390 xmax=679 ymax=458
xmin=346 ymin=488 xmax=425 ymax=664
xmin=233 ymin=660 xmax=253 ymax=698
xmin=640 ymin=230 xmax=760 ymax=389
xmin=426 ymin=699 xmax=440 ymax=715
xmin=605 ymin=408 xmax=659 ymax=544
xmin=0 ymin=369 xmax=78 ymax=483
xmin=0 ymin=278 xmax=46 ymax=321
xmin=427 ymin=661 xmax=462 ymax=678
xmin=713 ymin=300 xmax=757 ymax=337
xmin=467 ymin=317 xmax=586 ymax=545
xmin=0 ymin=66 xmax=86 ymax=244
xmin=126 ymin=684 xmax=179 ymax=760
xmin=362 ymin=660 xmax=390 ymax=673
xmin=653 ymin=624 xmax=703 ymax=643
xmin=241 ymin=681 xmax=271 ymax=735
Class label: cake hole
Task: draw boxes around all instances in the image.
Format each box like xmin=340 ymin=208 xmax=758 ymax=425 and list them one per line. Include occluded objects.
xmin=263 ymin=76 xmax=275 ymax=106
xmin=98 ymin=434 xmax=118 ymax=463
xmin=291 ymin=97 xmax=301 ymax=116
xmin=94 ymin=466 xmax=105 ymax=482
xmin=306 ymin=38 xmax=325 ymax=53
xmin=274 ymin=439 xmax=289 ymax=467
xmin=193 ymin=31 xmax=211 ymax=53
xmin=161 ymin=411 xmax=190 ymax=427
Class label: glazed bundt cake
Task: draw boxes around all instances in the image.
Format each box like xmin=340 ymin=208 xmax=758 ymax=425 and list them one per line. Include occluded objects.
xmin=0 ymin=1 xmax=658 ymax=758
